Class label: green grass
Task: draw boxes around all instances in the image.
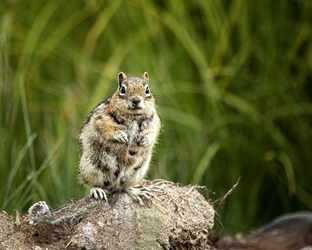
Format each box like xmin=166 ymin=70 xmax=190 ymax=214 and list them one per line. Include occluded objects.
xmin=1 ymin=0 xmax=312 ymax=234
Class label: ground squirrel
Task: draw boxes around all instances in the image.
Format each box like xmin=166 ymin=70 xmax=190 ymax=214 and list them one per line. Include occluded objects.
xmin=79 ymin=72 xmax=161 ymax=205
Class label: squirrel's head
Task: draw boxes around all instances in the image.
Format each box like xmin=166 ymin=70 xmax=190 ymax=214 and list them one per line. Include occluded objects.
xmin=109 ymin=72 xmax=155 ymax=115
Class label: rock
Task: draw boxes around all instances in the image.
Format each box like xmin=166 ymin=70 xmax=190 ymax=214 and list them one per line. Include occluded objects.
xmin=214 ymin=211 xmax=312 ymax=250
xmin=0 ymin=180 xmax=215 ymax=250
xmin=257 ymin=211 xmax=312 ymax=233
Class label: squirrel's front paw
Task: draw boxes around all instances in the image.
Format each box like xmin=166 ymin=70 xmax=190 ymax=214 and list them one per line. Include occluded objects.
xmin=90 ymin=187 xmax=108 ymax=202
xmin=125 ymin=186 xmax=154 ymax=206
xmin=114 ymin=131 xmax=128 ymax=143
xmin=138 ymin=134 xmax=152 ymax=147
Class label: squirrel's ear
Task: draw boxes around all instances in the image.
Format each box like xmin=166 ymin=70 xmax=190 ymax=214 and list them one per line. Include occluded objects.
xmin=118 ymin=72 xmax=127 ymax=87
xmin=142 ymin=72 xmax=149 ymax=83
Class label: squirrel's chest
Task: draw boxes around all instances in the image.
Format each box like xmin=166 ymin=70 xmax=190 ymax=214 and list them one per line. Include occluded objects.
xmin=125 ymin=121 xmax=141 ymax=142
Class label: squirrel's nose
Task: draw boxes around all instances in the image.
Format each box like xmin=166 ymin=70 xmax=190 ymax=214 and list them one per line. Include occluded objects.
xmin=132 ymin=97 xmax=141 ymax=104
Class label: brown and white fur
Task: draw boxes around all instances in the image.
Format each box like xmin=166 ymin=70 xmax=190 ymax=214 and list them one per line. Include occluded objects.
xmin=79 ymin=72 xmax=161 ymax=205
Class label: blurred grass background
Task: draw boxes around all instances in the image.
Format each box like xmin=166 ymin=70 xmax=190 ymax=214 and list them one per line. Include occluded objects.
xmin=1 ymin=0 xmax=312 ymax=234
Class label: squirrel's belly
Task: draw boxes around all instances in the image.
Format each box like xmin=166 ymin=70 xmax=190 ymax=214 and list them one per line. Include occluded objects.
xmin=95 ymin=141 xmax=150 ymax=191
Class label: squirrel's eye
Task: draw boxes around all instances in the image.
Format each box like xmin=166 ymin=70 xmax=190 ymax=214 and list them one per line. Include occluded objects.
xmin=145 ymin=86 xmax=150 ymax=96
xmin=120 ymin=85 xmax=126 ymax=95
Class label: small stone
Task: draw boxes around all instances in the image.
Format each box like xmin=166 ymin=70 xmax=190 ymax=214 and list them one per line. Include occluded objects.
xmin=28 ymin=201 xmax=50 ymax=217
